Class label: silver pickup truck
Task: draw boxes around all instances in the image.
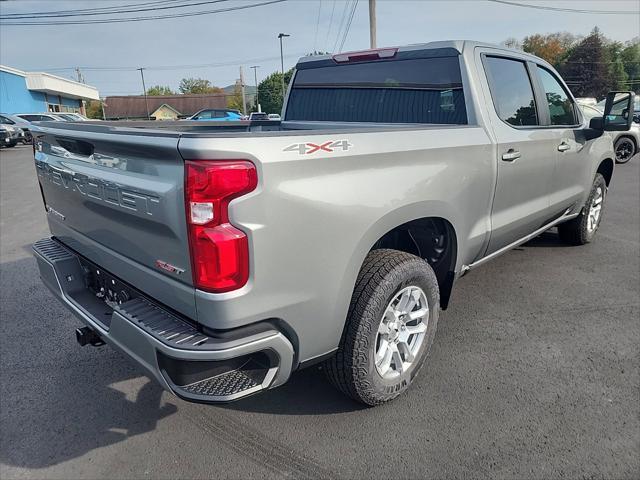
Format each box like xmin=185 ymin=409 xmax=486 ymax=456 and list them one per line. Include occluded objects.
xmin=31 ymin=41 xmax=635 ymax=406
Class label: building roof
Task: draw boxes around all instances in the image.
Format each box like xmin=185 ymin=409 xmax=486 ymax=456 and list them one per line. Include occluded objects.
xmin=104 ymin=93 xmax=228 ymax=119
xmin=0 ymin=65 xmax=100 ymax=100
xmin=151 ymin=103 xmax=182 ymax=116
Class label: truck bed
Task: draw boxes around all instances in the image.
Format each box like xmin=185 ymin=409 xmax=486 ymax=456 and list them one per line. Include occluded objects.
xmin=35 ymin=118 xmax=468 ymax=138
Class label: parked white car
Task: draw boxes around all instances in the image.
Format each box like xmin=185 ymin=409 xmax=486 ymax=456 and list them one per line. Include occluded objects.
xmin=580 ymin=101 xmax=639 ymax=164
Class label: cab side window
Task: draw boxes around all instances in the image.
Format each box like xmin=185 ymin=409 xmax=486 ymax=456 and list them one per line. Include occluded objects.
xmin=195 ymin=110 xmax=213 ymax=120
xmin=536 ymin=66 xmax=577 ymax=126
xmin=484 ymin=56 xmax=538 ymax=127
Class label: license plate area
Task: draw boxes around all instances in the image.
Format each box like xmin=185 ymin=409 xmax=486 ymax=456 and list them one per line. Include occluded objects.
xmin=78 ymin=257 xmax=138 ymax=311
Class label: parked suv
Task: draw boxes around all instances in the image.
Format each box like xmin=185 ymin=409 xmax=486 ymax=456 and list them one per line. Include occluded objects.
xmin=186 ymin=109 xmax=243 ymax=121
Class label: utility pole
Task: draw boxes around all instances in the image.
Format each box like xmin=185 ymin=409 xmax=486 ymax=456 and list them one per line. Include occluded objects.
xmin=278 ymin=33 xmax=290 ymax=99
xmin=369 ymin=0 xmax=377 ymax=49
xmin=239 ymin=66 xmax=247 ymax=117
xmin=250 ymin=65 xmax=260 ymax=112
xmin=137 ymin=67 xmax=150 ymax=120
xmin=75 ymin=67 xmax=85 ymax=83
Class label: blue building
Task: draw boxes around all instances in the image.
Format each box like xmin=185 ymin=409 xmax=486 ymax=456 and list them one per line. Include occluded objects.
xmin=0 ymin=65 xmax=99 ymax=115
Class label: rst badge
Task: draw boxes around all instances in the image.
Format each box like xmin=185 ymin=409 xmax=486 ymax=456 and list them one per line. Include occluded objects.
xmin=283 ymin=139 xmax=353 ymax=155
xmin=155 ymin=260 xmax=185 ymax=275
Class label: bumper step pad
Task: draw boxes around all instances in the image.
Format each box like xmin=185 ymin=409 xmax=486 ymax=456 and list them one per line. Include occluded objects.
xmin=115 ymin=297 xmax=212 ymax=350
xmin=183 ymin=367 xmax=263 ymax=397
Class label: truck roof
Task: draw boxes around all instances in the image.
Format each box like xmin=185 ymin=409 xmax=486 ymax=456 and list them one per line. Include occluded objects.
xmin=296 ymin=40 xmax=547 ymax=68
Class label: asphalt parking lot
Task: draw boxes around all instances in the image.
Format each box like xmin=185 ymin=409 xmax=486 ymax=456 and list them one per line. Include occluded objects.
xmin=1 ymin=143 xmax=638 ymax=479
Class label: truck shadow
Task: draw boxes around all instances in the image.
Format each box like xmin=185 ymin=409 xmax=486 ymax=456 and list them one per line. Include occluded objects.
xmin=0 ymin=257 xmax=363 ymax=470
xmin=521 ymin=229 xmax=566 ymax=248
xmin=0 ymin=256 xmax=178 ymax=469
xmin=224 ymin=366 xmax=368 ymax=415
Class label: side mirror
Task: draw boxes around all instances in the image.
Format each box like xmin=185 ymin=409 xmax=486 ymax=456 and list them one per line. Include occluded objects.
xmin=602 ymin=91 xmax=635 ymax=131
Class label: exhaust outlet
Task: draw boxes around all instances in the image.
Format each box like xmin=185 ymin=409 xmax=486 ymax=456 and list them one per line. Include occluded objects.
xmin=75 ymin=326 xmax=105 ymax=347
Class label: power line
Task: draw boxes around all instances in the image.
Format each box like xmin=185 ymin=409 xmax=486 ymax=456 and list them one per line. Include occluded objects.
xmin=31 ymin=52 xmax=307 ymax=73
xmin=0 ymin=0 xmax=186 ymax=18
xmin=324 ymin=0 xmax=337 ymax=52
xmin=0 ymin=0 xmax=232 ymax=20
xmin=332 ymin=0 xmax=352 ymax=53
xmin=312 ymin=0 xmax=323 ymax=52
xmin=1 ymin=0 xmax=287 ymax=26
xmin=338 ymin=0 xmax=359 ymax=53
xmin=487 ymin=0 xmax=639 ymax=15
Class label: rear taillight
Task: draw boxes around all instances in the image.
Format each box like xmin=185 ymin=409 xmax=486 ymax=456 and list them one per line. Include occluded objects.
xmin=185 ymin=160 xmax=258 ymax=293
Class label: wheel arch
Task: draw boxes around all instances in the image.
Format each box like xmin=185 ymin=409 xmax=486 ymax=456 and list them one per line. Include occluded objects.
xmin=597 ymin=157 xmax=614 ymax=186
xmin=369 ymin=217 xmax=458 ymax=309
xmin=335 ymin=203 xmax=462 ymax=322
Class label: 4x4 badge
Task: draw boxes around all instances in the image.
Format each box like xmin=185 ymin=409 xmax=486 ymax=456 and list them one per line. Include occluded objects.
xmin=283 ymin=139 xmax=353 ymax=155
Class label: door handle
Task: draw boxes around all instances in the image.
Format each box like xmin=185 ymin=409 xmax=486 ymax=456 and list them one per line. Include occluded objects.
xmin=557 ymin=142 xmax=571 ymax=152
xmin=501 ymin=149 xmax=521 ymax=162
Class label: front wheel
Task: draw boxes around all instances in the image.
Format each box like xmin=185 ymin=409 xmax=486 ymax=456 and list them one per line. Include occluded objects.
xmin=614 ymin=137 xmax=636 ymax=164
xmin=324 ymin=249 xmax=439 ymax=406
xmin=558 ymin=173 xmax=607 ymax=245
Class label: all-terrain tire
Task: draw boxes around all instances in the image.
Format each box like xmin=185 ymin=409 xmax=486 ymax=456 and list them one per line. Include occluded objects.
xmin=558 ymin=173 xmax=607 ymax=245
xmin=324 ymin=249 xmax=439 ymax=406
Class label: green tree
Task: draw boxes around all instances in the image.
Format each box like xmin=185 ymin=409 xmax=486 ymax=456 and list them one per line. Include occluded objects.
xmin=146 ymin=85 xmax=174 ymax=96
xmin=620 ymin=39 xmax=640 ymax=91
xmin=606 ymin=42 xmax=629 ymax=91
xmin=85 ymin=100 xmax=104 ymax=119
xmin=226 ymin=82 xmax=251 ymax=113
xmin=257 ymin=68 xmax=294 ymax=115
xmin=178 ymin=77 xmax=223 ymax=94
xmin=558 ymin=28 xmax=610 ymax=98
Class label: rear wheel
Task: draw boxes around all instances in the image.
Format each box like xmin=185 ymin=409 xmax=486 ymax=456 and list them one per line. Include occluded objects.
xmin=614 ymin=137 xmax=636 ymax=164
xmin=558 ymin=173 xmax=607 ymax=245
xmin=324 ymin=249 xmax=439 ymax=406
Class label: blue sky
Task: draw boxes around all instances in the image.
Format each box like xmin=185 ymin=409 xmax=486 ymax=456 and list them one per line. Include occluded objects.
xmin=1 ymin=0 xmax=638 ymax=96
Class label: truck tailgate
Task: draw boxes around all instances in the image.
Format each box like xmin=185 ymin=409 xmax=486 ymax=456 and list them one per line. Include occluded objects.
xmin=33 ymin=127 xmax=196 ymax=318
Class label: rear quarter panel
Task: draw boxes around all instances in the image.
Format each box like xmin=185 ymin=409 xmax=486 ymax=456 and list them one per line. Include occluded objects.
xmin=179 ymin=126 xmax=494 ymax=362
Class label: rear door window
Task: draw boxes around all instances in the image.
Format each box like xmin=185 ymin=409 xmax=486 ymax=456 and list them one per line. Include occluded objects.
xmin=536 ymin=66 xmax=577 ymax=126
xmin=286 ymin=55 xmax=467 ymax=124
xmin=484 ymin=56 xmax=538 ymax=127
